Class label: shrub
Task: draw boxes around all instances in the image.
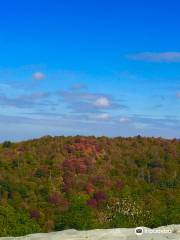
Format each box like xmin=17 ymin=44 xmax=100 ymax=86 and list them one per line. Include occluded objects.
xmin=2 ymin=141 xmax=12 ymax=148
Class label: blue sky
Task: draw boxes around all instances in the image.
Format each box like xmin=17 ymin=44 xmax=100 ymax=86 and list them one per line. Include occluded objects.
xmin=0 ymin=0 xmax=180 ymax=141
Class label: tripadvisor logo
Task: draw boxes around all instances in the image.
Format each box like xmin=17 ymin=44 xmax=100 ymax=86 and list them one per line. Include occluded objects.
xmin=135 ymin=227 xmax=172 ymax=235
xmin=135 ymin=227 xmax=144 ymax=235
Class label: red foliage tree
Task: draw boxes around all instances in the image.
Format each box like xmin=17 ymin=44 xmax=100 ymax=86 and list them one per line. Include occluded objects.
xmin=48 ymin=192 xmax=61 ymax=205
xmin=87 ymin=198 xmax=97 ymax=209
xmin=29 ymin=209 xmax=40 ymax=219
xmin=116 ymin=180 xmax=124 ymax=190
xmin=86 ymin=182 xmax=95 ymax=194
xmin=94 ymin=191 xmax=107 ymax=202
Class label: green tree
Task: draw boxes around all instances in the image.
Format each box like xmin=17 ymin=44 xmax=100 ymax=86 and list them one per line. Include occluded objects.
xmin=55 ymin=194 xmax=98 ymax=230
xmin=0 ymin=205 xmax=41 ymax=237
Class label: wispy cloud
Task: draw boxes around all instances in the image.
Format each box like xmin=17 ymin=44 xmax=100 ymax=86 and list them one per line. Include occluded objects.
xmin=119 ymin=117 xmax=131 ymax=123
xmin=0 ymin=92 xmax=52 ymax=109
xmin=176 ymin=91 xmax=180 ymax=98
xmin=127 ymin=52 xmax=180 ymax=62
xmin=70 ymin=83 xmax=87 ymax=91
xmin=96 ymin=113 xmax=109 ymax=120
xmin=59 ymin=90 xmax=125 ymax=113
xmin=1 ymin=112 xmax=179 ymax=141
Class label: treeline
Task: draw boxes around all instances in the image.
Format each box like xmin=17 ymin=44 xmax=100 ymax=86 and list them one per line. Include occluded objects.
xmin=0 ymin=136 xmax=180 ymax=236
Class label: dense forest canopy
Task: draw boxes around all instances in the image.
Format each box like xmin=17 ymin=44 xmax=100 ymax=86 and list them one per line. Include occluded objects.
xmin=0 ymin=136 xmax=180 ymax=237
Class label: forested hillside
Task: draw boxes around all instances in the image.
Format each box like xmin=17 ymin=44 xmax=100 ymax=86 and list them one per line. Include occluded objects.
xmin=0 ymin=136 xmax=180 ymax=237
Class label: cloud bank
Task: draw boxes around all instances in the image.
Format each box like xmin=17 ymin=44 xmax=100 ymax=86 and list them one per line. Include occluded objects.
xmin=127 ymin=52 xmax=180 ymax=62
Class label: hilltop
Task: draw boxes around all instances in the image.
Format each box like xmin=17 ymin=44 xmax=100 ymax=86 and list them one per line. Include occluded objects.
xmin=0 ymin=136 xmax=180 ymax=237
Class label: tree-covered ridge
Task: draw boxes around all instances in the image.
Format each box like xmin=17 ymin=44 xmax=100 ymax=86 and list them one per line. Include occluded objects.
xmin=0 ymin=136 xmax=180 ymax=237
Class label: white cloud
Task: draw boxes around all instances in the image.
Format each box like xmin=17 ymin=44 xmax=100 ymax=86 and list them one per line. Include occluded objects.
xmin=95 ymin=97 xmax=110 ymax=107
xmin=119 ymin=117 xmax=130 ymax=123
xmin=127 ymin=52 xmax=180 ymax=62
xmin=33 ymin=72 xmax=45 ymax=80
xmin=97 ymin=113 xmax=109 ymax=120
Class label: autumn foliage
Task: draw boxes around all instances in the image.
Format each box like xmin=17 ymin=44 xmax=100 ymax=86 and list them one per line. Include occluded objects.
xmin=0 ymin=135 xmax=180 ymax=236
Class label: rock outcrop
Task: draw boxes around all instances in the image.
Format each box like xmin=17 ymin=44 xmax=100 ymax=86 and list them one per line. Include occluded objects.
xmin=0 ymin=225 xmax=180 ymax=240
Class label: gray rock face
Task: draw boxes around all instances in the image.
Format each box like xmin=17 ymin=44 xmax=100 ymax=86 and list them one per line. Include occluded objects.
xmin=1 ymin=225 xmax=180 ymax=240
